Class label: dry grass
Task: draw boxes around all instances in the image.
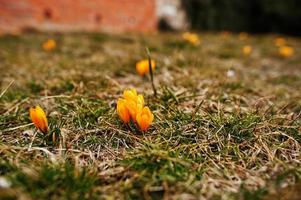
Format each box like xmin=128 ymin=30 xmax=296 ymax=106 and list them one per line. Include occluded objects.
xmin=0 ymin=32 xmax=301 ymax=200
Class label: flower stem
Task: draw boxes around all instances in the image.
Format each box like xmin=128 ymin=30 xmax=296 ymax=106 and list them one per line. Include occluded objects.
xmin=145 ymin=47 xmax=157 ymax=97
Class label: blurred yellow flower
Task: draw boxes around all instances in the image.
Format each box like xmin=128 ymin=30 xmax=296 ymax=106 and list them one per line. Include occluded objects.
xmin=29 ymin=106 xmax=48 ymax=134
xmin=117 ymin=98 xmax=130 ymax=123
xmin=242 ymin=45 xmax=252 ymax=56
xmin=136 ymin=59 xmax=156 ymax=76
xmin=279 ymin=46 xmax=294 ymax=58
xmin=136 ymin=106 xmax=154 ymax=131
xmin=275 ymin=37 xmax=286 ymax=47
xmin=43 ymin=39 xmax=56 ymax=51
xmin=239 ymin=32 xmax=248 ymax=40
xmin=182 ymin=32 xmax=200 ymax=45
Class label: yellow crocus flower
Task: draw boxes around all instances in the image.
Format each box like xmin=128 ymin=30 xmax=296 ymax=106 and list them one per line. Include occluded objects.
xmin=242 ymin=45 xmax=252 ymax=56
xmin=136 ymin=106 xmax=154 ymax=131
xmin=136 ymin=59 xmax=156 ymax=76
xmin=117 ymin=98 xmax=131 ymax=123
xmin=42 ymin=39 xmax=56 ymax=51
xmin=29 ymin=106 xmax=48 ymax=133
xmin=279 ymin=46 xmax=294 ymax=58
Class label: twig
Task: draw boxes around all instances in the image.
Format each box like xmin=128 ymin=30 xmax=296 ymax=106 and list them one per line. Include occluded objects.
xmin=145 ymin=47 xmax=157 ymax=97
xmin=41 ymin=95 xmax=71 ymax=100
xmin=28 ymin=130 xmax=37 ymax=151
xmin=192 ymin=100 xmax=204 ymax=119
xmin=0 ymin=80 xmax=14 ymax=98
xmin=2 ymin=123 xmax=33 ymax=133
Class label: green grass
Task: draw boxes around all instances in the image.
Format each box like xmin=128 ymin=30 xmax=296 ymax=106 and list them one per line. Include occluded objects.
xmin=0 ymin=32 xmax=301 ymax=199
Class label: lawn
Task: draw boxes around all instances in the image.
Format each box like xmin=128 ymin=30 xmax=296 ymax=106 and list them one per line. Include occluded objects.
xmin=0 ymin=32 xmax=301 ymax=200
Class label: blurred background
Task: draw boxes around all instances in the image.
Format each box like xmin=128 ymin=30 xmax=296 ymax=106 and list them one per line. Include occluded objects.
xmin=181 ymin=0 xmax=301 ymax=35
xmin=0 ymin=0 xmax=301 ymax=35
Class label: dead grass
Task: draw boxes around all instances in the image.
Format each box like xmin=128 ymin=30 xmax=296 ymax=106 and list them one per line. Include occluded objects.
xmin=0 ymin=32 xmax=301 ymax=200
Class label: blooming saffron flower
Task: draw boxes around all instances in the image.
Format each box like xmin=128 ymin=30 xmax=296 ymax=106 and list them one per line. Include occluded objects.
xmin=117 ymin=98 xmax=130 ymax=123
xmin=279 ymin=46 xmax=294 ymax=58
xmin=29 ymin=106 xmax=48 ymax=133
xmin=242 ymin=45 xmax=252 ymax=56
xmin=136 ymin=106 xmax=154 ymax=131
xmin=43 ymin=39 xmax=56 ymax=51
xmin=182 ymin=32 xmax=200 ymax=45
xmin=136 ymin=59 xmax=156 ymax=76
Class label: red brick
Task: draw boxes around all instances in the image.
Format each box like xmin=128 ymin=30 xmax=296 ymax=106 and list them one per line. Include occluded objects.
xmin=0 ymin=0 xmax=157 ymax=33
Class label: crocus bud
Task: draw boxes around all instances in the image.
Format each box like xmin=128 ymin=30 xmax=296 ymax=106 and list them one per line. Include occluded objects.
xmin=126 ymin=94 xmax=144 ymax=122
xmin=242 ymin=45 xmax=252 ymax=56
xmin=136 ymin=106 xmax=154 ymax=131
xmin=117 ymin=98 xmax=130 ymax=123
xmin=123 ymin=89 xmax=138 ymax=101
xmin=182 ymin=32 xmax=200 ymax=46
xmin=136 ymin=59 xmax=156 ymax=76
xmin=29 ymin=106 xmax=48 ymax=134
xmin=42 ymin=39 xmax=56 ymax=51
xmin=279 ymin=46 xmax=294 ymax=58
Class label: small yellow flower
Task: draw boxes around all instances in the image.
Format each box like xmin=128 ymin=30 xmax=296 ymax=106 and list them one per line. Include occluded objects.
xmin=182 ymin=32 xmax=200 ymax=45
xmin=123 ymin=89 xmax=138 ymax=101
xmin=279 ymin=46 xmax=294 ymax=58
xmin=43 ymin=39 xmax=56 ymax=51
xmin=275 ymin=37 xmax=286 ymax=47
xmin=124 ymin=89 xmax=144 ymax=121
xmin=116 ymin=89 xmax=153 ymax=131
xmin=136 ymin=106 xmax=154 ymax=131
xmin=29 ymin=106 xmax=48 ymax=133
xmin=136 ymin=59 xmax=156 ymax=76
xmin=117 ymin=98 xmax=130 ymax=123
xmin=126 ymin=99 xmax=143 ymax=122
xmin=242 ymin=45 xmax=252 ymax=56
xmin=239 ymin=32 xmax=248 ymax=40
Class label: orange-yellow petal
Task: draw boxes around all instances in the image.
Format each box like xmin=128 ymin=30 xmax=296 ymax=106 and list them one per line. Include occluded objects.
xmin=136 ymin=106 xmax=154 ymax=131
xmin=182 ymin=32 xmax=200 ymax=45
xmin=136 ymin=59 xmax=156 ymax=76
xmin=117 ymin=98 xmax=130 ymax=123
xmin=29 ymin=106 xmax=48 ymax=133
xmin=125 ymin=100 xmax=139 ymax=122
xmin=242 ymin=45 xmax=252 ymax=56
xmin=123 ymin=88 xmax=138 ymax=101
xmin=279 ymin=46 xmax=294 ymax=58
xmin=137 ymin=94 xmax=144 ymax=106
xmin=43 ymin=39 xmax=56 ymax=51
xmin=125 ymin=93 xmax=144 ymax=121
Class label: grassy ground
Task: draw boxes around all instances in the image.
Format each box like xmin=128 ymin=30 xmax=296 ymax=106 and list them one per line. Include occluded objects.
xmin=0 ymin=32 xmax=301 ymax=200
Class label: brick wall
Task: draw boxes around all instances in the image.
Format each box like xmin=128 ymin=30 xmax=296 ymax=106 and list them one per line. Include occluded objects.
xmin=0 ymin=0 xmax=157 ymax=33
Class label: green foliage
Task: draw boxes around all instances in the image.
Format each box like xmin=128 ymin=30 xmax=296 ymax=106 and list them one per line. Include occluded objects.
xmin=122 ymin=143 xmax=202 ymax=199
xmin=222 ymin=113 xmax=261 ymax=143
xmin=0 ymin=32 xmax=301 ymax=199
xmin=8 ymin=163 xmax=97 ymax=200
